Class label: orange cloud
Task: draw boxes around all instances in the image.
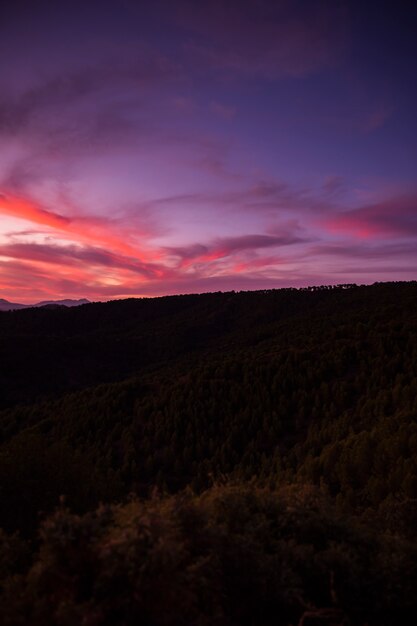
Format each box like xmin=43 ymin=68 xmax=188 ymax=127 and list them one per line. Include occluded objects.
xmin=0 ymin=192 xmax=155 ymax=262
xmin=0 ymin=193 xmax=70 ymax=229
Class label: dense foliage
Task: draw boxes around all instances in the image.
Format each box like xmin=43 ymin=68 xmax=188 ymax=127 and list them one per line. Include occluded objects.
xmin=2 ymin=485 xmax=417 ymax=626
xmin=0 ymin=281 xmax=416 ymax=624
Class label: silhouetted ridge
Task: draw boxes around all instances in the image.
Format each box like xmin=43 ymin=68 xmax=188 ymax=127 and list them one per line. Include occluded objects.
xmin=0 ymin=297 xmax=90 ymax=311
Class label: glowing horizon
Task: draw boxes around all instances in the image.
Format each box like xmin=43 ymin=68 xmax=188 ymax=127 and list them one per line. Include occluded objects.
xmin=0 ymin=1 xmax=416 ymax=302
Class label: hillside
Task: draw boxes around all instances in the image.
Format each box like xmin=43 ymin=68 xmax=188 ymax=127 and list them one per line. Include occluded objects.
xmin=0 ymin=282 xmax=416 ymax=624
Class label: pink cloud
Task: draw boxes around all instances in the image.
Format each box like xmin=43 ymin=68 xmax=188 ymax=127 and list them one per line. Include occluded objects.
xmin=322 ymin=193 xmax=417 ymax=238
xmin=0 ymin=190 xmax=308 ymax=302
xmin=0 ymin=192 xmax=158 ymax=261
xmin=0 ymin=193 xmax=70 ymax=228
xmin=0 ymin=184 xmax=415 ymax=304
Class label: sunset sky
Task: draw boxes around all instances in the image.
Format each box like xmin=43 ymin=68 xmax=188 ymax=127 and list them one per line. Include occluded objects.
xmin=0 ymin=0 xmax=416 ymax=302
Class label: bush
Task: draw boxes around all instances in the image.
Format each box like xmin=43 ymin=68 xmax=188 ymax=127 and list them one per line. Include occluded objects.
xmin=1 ymin=484 xmax=416 ymax=625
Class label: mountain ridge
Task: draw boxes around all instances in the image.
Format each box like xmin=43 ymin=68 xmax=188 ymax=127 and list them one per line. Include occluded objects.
xmin=0 ymin=297 xmax=90 ymax=311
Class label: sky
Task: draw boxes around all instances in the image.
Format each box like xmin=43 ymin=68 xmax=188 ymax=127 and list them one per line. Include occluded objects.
xmin=0 ymin=0 xmax=416 ymax=303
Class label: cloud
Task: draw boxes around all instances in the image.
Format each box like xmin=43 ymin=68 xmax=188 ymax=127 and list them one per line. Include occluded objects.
xmin=216 ymin=233 xmax=306 ymax=252
xmin=362 ymin=105 xmax=393 ymax=134
xmin=322 ymin=176 xmax=345 ymax=196
xmin=322 ymin=193 xmax=417 ymax=238
xmin=173 ymin=0 xmax=348 ymax=79
xmin=0 ymin=186 xmax=312 ymax=302
xmin=0 ymin=242 xmax=164 ymax=279
xmin=0 ymin=192 xmax=156 ymax=261
xmin=0 ymin=45 xmax=182 ymax=136
xmin=144 ymin=177 xmax=330 ymax=217
xmin=310 ymin=241 xmax=417 ymax=260
xmin=0 ymin=236 xmax=299 ymax=303
xmin=0 ymin=193 xmax=71 ymax=228
xmin=166 ymin=231 xmax=307 ymax=267
xmin=209 ymin=101 xmax=236 ymax=119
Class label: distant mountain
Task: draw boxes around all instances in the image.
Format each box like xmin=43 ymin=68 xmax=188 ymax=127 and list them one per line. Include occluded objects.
xmin=0 ymin=299 xmax=28 ymax=311
xmin=0 ymin=297 xmax=90 ymax=311
xmin=36 ymin=298 xmax=91 ymax=308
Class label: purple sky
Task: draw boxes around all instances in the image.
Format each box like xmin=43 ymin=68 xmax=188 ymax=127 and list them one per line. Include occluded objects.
xmin=0 ymin=0 xmax=416 ymax=302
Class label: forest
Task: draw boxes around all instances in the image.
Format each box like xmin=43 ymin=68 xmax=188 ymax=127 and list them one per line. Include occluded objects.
xmin=0 ymin=281 xmax=416 ymax=625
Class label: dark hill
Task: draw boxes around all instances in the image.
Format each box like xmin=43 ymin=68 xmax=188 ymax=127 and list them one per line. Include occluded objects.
xmin=0 ymin=281 xmax=416 ymax=624
xmin=0 ymin=282 xmax=415 ymax=409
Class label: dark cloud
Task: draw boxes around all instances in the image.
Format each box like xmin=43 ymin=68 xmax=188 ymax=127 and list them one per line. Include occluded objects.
xmin=0 ymin=41 xmax=182 ymax=138
xmin=0 ymin=242 xmax=163 ymax=278
xmin=215 ymin=233 xmax=306 ymax=252
xmin=171 ymin=0 xmax=349 ymax=79
xmin=310 ymin=241 xmax=417 ymax=259
xmin=146 ymin=178 xmax=335 ymax=217
xmin=166 ymin=231 xmax=307 ymax=264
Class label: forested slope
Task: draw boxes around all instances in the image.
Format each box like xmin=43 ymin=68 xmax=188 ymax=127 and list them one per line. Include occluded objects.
xmin=0 ymin=282 xmax=416 ymax=624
